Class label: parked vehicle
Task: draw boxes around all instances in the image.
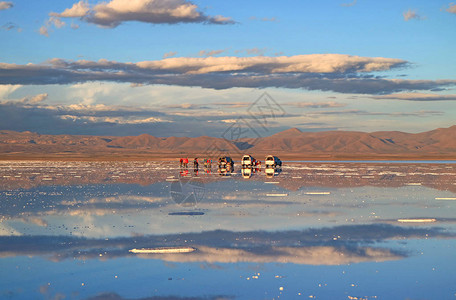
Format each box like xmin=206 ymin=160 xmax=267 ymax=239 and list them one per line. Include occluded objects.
xmin=241 ymin=155 xmax=256 ymax=167
xmin=218 ymin=156 xmax=234 ymax=170
xmin=265 ymin=155 xmax=282 ymax=167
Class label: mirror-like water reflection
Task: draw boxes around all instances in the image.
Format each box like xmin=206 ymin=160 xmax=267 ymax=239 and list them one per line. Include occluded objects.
xmin=1 ymin=161 xmax=455 ymax=299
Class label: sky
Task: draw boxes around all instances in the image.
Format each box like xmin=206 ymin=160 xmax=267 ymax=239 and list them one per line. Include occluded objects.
xmin=0 ymin=0 xmax=455 ymax=137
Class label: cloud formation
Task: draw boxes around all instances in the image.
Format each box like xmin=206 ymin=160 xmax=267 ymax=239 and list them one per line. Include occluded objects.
xmin=0 ymin=93 xmax=48 ymax=105
xmin=0 ymin=54 xmax=425 ymax=94
xmin=403 ymin=9 xmax=424 ymax=21
xmin=39 ymin=16 xmax=66 ymax=36
xmin=1 ymin=22 xmax=21 ymax=32
xmin=139 ymin=245 xmax=403 ymax=265
xmin=372 ymin=93 xmax=456 ymax=101
xmin=286 ymin=101 xmax=347 ymax=108
xmin=306 ymin=109 xmax=443 ymax=118
xmin=1 ymin=55 xmax=455 ymax=95
xmin=0 ymin=98 xmax=177 ymax=136
xmin=341 ymin=0 xmax=357 ymax=7
xmin=198 ymin=49 xmax=227 ymax=57
xmin=447 ymin=3 xmax=456 ymax=14
xmin=1 ymin=225 xmax=453 ymax=263
xmin=0 ymin=1 xmax=13 ymax=11
xmin=50 ymin=0 xmax=235 ymax=28
xmin=163 ymin=51 xmax=178 ymax=59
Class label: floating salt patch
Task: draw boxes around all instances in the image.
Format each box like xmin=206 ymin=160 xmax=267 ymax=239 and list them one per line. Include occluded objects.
xmin=397 ymin=218 xmax=436 ymax=223
xmin=167 ymin=176 xmax=175 ymax=178
xmin=362 ymin=176 xmax=375 ymax=178
xmin=42 ymin=178 xmax=53 ymax=181
xmin=292 ymin=176 xmax=302 ymax=179
xmin=264 ymin=182 xmax=280 ymax=184
xmin=266 ymin=193 xmax=288 ymax=197
xmin=129 ymin=247 xmax=196 ymax=254
xmin=305 ymin=192 xmax=331 ymax=195
xmin=166 ymin=178 xmax=179 ymax=182
xmin=407 ymin=183 xmax=422 ymax=186
xmin=435 ymin=197 xmax=456 ymax=200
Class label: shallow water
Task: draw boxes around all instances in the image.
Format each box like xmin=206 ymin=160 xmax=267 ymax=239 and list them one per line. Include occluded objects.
xmin=1 ymin=161 xmax=455 ymax=299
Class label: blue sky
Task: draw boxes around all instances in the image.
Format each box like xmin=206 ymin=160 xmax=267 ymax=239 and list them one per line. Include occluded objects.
xmin=0 ymin=0 xmax=455 ymax=137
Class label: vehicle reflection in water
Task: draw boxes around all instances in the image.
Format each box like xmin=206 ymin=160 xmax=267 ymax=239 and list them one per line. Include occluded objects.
xmin=218 ymin=165 xmax=234 ymax=176
xmin=241 ymin=166 xmax=261 ymax=178
xmin=265 ymin=165 xmax=282 ymax=178
xmin=241 ymin=167 xmax=252 ymax=178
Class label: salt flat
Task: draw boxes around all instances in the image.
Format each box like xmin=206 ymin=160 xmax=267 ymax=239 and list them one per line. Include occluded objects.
xmin=0 ymin=161 xmax=455 ymax=299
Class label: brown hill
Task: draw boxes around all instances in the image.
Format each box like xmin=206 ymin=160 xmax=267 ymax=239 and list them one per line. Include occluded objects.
xmin=251 ymin=125 xmax=456 ymax=155
xmin=251 ymin=130 xmax=400 ymax=153
xmin=0 ymin=125 xmax=455 ymax=160
xmin=370 ymin=125 xmax=456 ymax=153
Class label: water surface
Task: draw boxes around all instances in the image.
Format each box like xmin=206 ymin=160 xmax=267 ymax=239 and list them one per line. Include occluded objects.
xmin=1 ymin=161 xmax=455 ymax=299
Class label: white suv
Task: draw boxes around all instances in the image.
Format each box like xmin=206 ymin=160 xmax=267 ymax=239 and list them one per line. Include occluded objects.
xmin=265 ymin=155 xmax=282 ymax=167
xmin=241 ymin=155 xmax=256 ymax=167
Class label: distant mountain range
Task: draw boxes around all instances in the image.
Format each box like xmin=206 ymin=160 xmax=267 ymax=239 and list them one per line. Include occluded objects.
xmin=1 ymin=125 xmax=455 ymax=160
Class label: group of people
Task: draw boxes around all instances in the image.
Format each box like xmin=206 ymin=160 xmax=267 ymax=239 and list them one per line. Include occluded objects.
xmin=179 ymin=158 xmax=189 ymax=168
xmin=179 ymin=158 xmax=212 ymax=169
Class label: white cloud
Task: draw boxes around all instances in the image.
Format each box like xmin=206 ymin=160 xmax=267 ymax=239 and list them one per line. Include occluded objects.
xmin=50 ymin=16 xmax=65 ymax=28
xmin=0 ymin=1 xmax=13 ymax=11
xmin=40 ymin=16 xmax=66 ymax=36
xmin=220 ymin=119 xmax=237 ymax=123
xmin=235 ymin=47 xmax=269 ymax=56
xmin=1 ymin=93 xmax=48 ymax=105
xmin=163 ymin=51 xmax=177 ymax=59
xmin=50 ymin=0 xmax=235 ymax=28
xmin=51 ymin=0 xmax=90 ymax=18
xmin=372 ymin=93 xmax=456 ymax=101
xmin=261 ymin=17 xmax=278 ymax=22
xmin=286 ymin=101 xmax=347 ymax=108
xmin=198 ymin=49 xmax=227 ymax=57
xmin=39 ymin=26 xmax=49 ymax=37
xmin=4 ymin=55 xmax=456 ymax=95
xmin=23 ymin=93 xmax=48 ymax=104
xmin=136 ymin=54 xmax=406 ymax=74
xmin=0 ymin=84 xmax=22 ymax=99
xmin=341 ymin=0 xmax=357 ymax=7
xmin=138 ymin=245 xmax=403 ymax=265
xmin=447 ymin=3 xmax=456 ymax=14
xmin=67 ymin=82 xmax=120 ymax=105
xmin=59 ymin=115 xmax=172 ymax=124
xmin=403 ymin=9 xmax=425 ymax=21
